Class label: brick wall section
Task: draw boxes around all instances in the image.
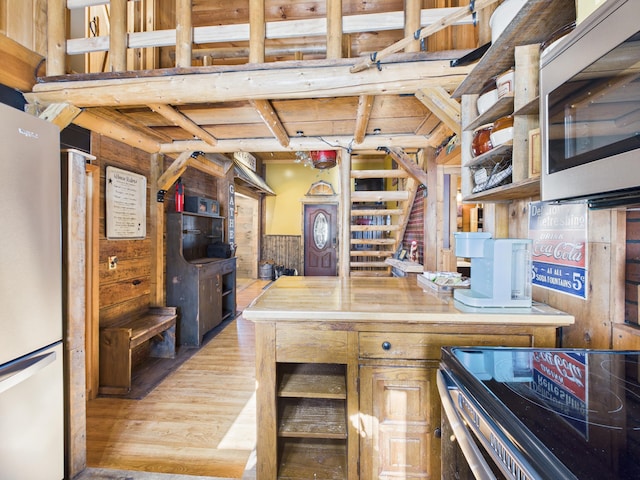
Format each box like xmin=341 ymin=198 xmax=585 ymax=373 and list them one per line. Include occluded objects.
xmin=403 ymin=185 xmax=426 ymax=262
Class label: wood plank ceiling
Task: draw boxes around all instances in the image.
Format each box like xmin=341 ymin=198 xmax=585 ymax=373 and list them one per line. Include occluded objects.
xmin=25 ymin=0 xmax=486 ymax=165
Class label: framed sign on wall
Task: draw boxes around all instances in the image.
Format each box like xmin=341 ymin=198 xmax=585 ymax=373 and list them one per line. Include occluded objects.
xmin=106 ymin=166 xmax=147 ymax=239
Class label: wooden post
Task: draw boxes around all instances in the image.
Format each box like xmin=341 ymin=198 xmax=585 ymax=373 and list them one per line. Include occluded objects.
xmin=47 ymin=0 xmax=67 ymax=76
xmin=62 ymin=149 xmax=92 ymax=479
xmin=150 ymin=153 xmax=165 ymax=306
xmin=176 ymin=0 xmax=193 ymax=68
xmin=249 ymin=0 xmax=265 ymax=63
xmin=85 ymin=162 xmax=100 ymax=401
xmin=425 ymin=147 xmax=439 ymax=272
xmin=404 ymin=0 xmax=421 ymax=53
xmin=326 ymin=0 xmax=343 ymax=59
xmin=109 ymin=0 xmax=127 ymax=71
xmin=339 ymin=149 xmax=351 ymax=277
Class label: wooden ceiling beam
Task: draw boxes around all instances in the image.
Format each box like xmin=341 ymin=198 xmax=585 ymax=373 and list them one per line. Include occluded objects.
xmin=157 ymin=151 xmax=192 ymax=192
xmin=38 ymin=103 xmax=82 ymax=130
xmin=249 ymin=99 xmax=290 ymax=147
xmin=0 ymin=34 xmax=45 ymax=91
xmin=415 ymin=87 xmax=461 ymax=136
xmin=384 ymin=147 xmax=428 ymax=186
xmin=73 ymin=109 xmax=161 ymax=153
xmin=353 ymin=95 xmax=374 ymax=144
xmin=148 ymin=103 xmax=218 ymax=146
xmin=27 ymin=60 xmax=472 ymax=107
xmin=187 ymin=153 xmax=230 ymax=178
xmin=158 ymin=134 xmax=432 ymax=154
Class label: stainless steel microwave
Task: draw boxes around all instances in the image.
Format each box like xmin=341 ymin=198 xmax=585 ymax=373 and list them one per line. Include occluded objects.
xmin=540 ymin=0 xmax=640 ymax=208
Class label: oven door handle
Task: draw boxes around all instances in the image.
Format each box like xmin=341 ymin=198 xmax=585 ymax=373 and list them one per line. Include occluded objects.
xmin=437 ymin=370 xmax=496 ymax=480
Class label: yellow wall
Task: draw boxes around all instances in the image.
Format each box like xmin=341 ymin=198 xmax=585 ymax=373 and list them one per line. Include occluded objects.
xmin=265 ymin=163 xmax=340 ymax=235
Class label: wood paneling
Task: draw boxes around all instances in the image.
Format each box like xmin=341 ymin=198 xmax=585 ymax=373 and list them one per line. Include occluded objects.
xmin=261 ymin=234 xmax=302 ymax=274
xmin=625 ymin=210 xmax=640 ymax=326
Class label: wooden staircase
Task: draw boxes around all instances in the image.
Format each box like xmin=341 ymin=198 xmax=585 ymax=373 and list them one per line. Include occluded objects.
xmin=349 ymin=168 xmax=419 ymax=276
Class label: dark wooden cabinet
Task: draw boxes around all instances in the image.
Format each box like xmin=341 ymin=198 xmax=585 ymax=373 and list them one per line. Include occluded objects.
xmin=166 ymin=212 xmax=236 ymax=347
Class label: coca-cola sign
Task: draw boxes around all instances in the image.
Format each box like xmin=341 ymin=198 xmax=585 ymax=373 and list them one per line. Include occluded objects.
xmin=529 ymin=202 xmax=588 ymax=299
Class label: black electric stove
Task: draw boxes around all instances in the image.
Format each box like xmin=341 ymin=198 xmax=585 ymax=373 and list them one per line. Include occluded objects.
xmin=438 ymin=347 xmax=640 ymax=480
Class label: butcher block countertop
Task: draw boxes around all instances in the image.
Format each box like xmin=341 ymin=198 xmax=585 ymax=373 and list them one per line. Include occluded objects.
xmin=243 ymin=276 xmax=574 ymax=326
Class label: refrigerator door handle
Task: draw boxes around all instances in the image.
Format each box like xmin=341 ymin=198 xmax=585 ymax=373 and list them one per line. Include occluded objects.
xmin=0 ymin=351 xmax=57 ymax=395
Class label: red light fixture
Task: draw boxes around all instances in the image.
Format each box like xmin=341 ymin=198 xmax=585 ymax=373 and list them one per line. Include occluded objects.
xmin=310 ymin=150 xmax=337 ymax=169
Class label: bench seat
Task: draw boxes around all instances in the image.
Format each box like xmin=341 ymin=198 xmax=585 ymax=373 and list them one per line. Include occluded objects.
xmin=99 ymin=306 xmax=177 ymax=395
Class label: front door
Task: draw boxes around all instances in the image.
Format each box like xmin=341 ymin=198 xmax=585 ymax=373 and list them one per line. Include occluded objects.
xmin=304 ymin=204 xmax=338 ymax=276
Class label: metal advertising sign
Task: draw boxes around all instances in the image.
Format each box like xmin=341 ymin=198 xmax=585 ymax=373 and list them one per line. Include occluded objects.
xmin=528 ymin=202 xmax=588 ymax=299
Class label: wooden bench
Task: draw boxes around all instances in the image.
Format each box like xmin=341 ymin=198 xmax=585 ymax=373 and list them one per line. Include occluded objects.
xmin=99 ymin=306 xmax=177 ymax=395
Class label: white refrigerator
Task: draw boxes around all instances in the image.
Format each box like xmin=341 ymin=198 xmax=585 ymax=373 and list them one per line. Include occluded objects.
xmin=0 ymin=102 xmax=64 ymax=479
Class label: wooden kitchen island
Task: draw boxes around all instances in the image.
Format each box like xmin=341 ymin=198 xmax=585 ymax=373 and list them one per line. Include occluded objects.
xmin=243 ymin=276 xmax=574 ymax=480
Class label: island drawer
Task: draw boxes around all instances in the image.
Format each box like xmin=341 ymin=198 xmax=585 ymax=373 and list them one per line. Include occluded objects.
xmin=359 ymin=332 xmax=532 ymax=360
xmin=277 ymin=324 xmax=347 ymax=363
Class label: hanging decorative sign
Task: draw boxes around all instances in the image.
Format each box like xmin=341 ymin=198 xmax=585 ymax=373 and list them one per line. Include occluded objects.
xmin=106 ymin=166 xmax=147 ymax=239
xmin=528 ymin=201 xmax=588 ymax=299
xmin=228 ymin=183 xmax=236 ymax=246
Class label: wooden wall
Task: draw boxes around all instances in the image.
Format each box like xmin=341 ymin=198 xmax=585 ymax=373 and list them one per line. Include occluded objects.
xmin=625 ymin=210 xmax=640 ymax=325
xmin=94 ymin=134 xmax=218 ymax=328
xmin=508 ymin=197 xmax=628 ymax=350
xmin=235 ymin=194 xmax=260 ymax=279
xmin=0 ymin=0 xmax=47 ymax=55
xmin=261 ymin=235 xmax=302 ymax=275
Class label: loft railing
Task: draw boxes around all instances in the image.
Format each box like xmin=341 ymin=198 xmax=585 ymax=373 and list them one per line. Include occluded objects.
xmin=48 ymin=1 xmax=474 ymax=76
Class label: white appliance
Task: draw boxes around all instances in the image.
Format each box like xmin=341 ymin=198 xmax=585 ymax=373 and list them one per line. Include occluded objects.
xmin=0 ymin=102 xmax=64 ymax=479
xmin=453 ymin=232 xmax=532 ymax=308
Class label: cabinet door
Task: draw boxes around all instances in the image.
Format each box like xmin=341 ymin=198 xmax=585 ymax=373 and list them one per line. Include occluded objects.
xmin=198 ymin=271 xmax=222 ymax=340
xmin=359 ymin=364 xmax=439 ymax=480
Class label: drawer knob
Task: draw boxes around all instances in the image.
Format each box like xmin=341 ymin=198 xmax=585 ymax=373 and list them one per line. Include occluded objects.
xmin=434 ymin=427 xmax=442 ymax=438
xmin=381 ymin=341 xmax=391 ymax=350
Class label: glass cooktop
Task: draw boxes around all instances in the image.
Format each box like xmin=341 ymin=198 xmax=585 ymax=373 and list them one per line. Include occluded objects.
xmin=440 ymin=347 xmax=640 ymax=479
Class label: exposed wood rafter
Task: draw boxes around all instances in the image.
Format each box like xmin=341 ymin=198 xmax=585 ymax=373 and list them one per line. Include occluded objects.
xmin=148 ymin=103 xmax=218 ymax=146
xmin=39 ymin=103 xmax=82 ymax=130
xmin=249 ymin=99 xmax=290 ymax=147
xmin=73 ymin=109 xmax=161 ymax=153
xmin=384 ymin=147 xmax=428 ymax=186
xmin=415 ymin=87 xmax=461 ymax=137
xmin=353 ymin=95 xmax=374 ymax=144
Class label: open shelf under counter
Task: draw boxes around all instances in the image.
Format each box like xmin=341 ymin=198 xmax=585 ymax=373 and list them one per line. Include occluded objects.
xmin=278 ymin=398 xmax=347 ymax=439
xmin=277 ymin=438 xmax=347 ymax=480
xmin=277 ymin=363 xmax=346 ymax=400
xmin=463 ymin=176 xmax=540 ymax=202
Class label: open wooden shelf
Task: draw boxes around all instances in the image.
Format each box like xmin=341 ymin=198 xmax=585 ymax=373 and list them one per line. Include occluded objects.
xmin=465 ymin=94 xmax=514 ymax=131
xmin=436 ymin=144 xmax=461 ymax=166
xmin=277 ymin=439 xmax=347 ymax=480
xmin=463 ymin=176 xmax=540 ymax=202
xmin=278 ymin=363 xmax=346 ymax=399
xmin=278 ymin=398 xmax=347 ymax=439
xmin=453 ymin=0 xmax=576 ymax=97
xmin=467 ymin=143 xmax=513 ymax=169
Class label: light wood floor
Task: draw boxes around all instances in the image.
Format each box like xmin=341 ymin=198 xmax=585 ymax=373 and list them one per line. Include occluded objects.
xmin=83 ymin=279 xmax=270 ymax=479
